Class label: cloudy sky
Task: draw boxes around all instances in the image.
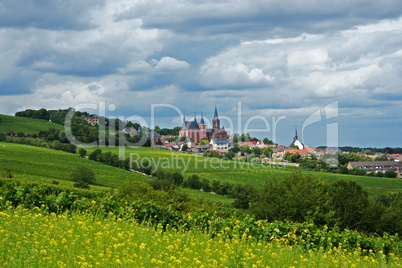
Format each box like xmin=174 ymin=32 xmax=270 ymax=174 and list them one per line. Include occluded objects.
xmin=1 ymin=0 xmax=401 ymax=148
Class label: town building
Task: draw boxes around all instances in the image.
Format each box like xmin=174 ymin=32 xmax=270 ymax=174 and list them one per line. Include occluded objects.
xmin=121 ymin=126 xmax=137 ymax=137
xmin=347 ymin=161 xmax=402 ymax=178
xmin=179 ymin=107 xmax=227 ymax=143
xmin=210 ymin=138 xmax=234 ymax=152
xmin=81 ymin=115 xmax=99 ymax=126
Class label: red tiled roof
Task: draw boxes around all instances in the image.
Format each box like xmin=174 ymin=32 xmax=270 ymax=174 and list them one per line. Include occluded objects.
xmin=163 ymin=142 xmax=175 ymax=147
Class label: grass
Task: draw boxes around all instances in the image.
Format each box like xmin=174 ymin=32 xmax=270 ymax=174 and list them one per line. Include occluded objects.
xmin=0 ymin=114 xmax=64 ymax=134
xmin=0 ymin=143 xmax=148 ymax=192
xmin=0 ymin=142 xmax=232 ymax=204
xmin=88 ymin=146 xmax=402 ymax=197
xmin=1 ymin=206 xmax=399 ymax=267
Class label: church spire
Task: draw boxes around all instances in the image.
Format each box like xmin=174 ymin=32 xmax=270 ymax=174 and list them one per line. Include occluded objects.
xmin=181 ymin=114 xmax=187 ymax=130
xmin=213 ymin=105 xmax=219 ymax=120
xmin=295 ymin=128 xmax=298 ymax=140
xmin=200 ymin=111 xmax=205 ymax=124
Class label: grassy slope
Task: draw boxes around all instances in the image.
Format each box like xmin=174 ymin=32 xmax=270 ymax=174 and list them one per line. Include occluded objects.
xmin=0 ymin=114 xmax=64 ymax=134
xmin=88 ymin=146 xmax=402 ymax=197
xmin=0 ymin=142 xmax=232 ymax=204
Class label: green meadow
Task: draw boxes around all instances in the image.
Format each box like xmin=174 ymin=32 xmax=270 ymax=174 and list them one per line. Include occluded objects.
xmin=0 ymin=142 xmax=232 ymax=204
xmin=0 ymin=114 xmax=64 ymax=134
xmin=88 ymin=146 xmax=402 ymax=197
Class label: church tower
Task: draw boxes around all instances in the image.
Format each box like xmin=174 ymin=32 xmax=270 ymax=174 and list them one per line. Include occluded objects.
xmin=199 ymin=112 xmax=206 ymax=140
xmin=212 ymin=106 xmax=220 ymax=131
xmin=291 ymin=128 xmax=304 ymax=149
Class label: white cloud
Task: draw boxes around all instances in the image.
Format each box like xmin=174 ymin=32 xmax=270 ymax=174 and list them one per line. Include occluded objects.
xmin=288 ymin=49 xmax=329 ymax=72
xmin=200 ymin=62 xmax=274 ymax=88
xmin=152 ymin=57 xmax=190 ymax=72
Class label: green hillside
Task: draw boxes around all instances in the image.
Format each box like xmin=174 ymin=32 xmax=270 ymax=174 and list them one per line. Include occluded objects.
xmin=88 ymin=146 xmax=402 ymax=197
xmin=0 ymin=142 xmax=233 ymax=204
xmin=0 ymin=114 xmax=64 ymax=134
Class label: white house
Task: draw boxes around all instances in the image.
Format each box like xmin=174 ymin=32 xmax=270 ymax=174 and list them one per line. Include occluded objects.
xmin=210 ymin=138 xmax=234 ymax=152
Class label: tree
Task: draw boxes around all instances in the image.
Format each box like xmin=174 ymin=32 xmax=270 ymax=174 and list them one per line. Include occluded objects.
xmin=263 ymin=147 xmax=273 ymax=158
xmin=172 ymin=172 xmax=184 ymax=186
xmin=374 ymin=155 xmax=388 ymax=161
xmin=240 ymin=134 xmax=245 ymax=142
xmin=232 ymin=136 xmax=238 ymax=143
xmin=250 ymin=170 xmax=331 ymax=224
xmin=71 ymin=167 xmax=96 ymax=189
xmin=263 ymin=137 xmax=274 ymax=145
xmin=290 ymin=143 xmax=298 ymax=149
xmin=77 ymin=146 xmax=87 ymax=157
xmin=230 ymin=184 xmax=255 ymax=209
xmin=365 ymin=150 xmax=373 ymax=155
xmin=200 ymin=138 xmax=209 ymax=145
xmin=182 ymin=144 xmax=188 ymax=151
xmin=201 ymin=178 xmax=211 ymax=192
xmin=252 ymin=146 xmax=261 ymax=156
xmin=187 ymin=174 xmax=201 ymax=189
xmin=241 ymin=145 xmax=251 ymax=154
xmin=329 ymin=180 xmax=369 ymax=230
xmin=383 ymin=147 xmax=394 ymax=155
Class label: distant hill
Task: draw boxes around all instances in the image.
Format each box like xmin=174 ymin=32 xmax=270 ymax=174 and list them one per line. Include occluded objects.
xmin=0 ymin=114 xmax=64 ymax=135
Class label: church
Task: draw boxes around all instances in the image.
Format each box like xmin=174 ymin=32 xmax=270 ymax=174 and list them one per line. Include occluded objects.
xmin=179 ymin=107 xmax=227 ymax=143
xmin=290 ymin=129 xmax=304 ymax=149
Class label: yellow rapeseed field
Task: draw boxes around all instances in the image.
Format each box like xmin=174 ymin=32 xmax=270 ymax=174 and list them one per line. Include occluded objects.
xmin=0 ymin=206 xmax=400 ymax=267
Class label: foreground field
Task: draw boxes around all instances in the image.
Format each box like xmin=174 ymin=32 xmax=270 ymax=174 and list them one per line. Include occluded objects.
xmin=0 ymin=114 xmax=64 ymax=134
xmin=89 ymin=146 xmax=402 ymax=197
xmin=0 ymin=206 xmax=399 ymax=268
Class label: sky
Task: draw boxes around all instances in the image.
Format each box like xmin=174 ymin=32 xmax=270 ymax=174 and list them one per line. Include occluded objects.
xmin=0 ymin=0 xmax=401 ymax=148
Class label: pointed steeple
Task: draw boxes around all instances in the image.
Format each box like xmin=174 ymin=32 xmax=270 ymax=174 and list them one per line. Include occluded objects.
xmin=295 ymin=128 xmax=298 ymax=140
xmin=194 ymin=112 xmax=197 ymax=123
xmin=181 ymin=115 xmax=187 ymax=130
xmin=200 ymin=112 xmax=205 ymax=124
xmin=213 ymin=106 xmax=219 ymax=120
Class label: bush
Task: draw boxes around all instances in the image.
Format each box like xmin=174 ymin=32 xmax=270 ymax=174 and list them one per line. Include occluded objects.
xmin=384 ymin=170 xmax=397 ymax=178
xmin=250 ymin=170 xmax=331 ymax=225
xmin=230 ymin=184 xmax=255 ymax=209
xmin=70 ymin=167 xmax=96 ymax=186
xmin=73 ymin=181 xmax=90 ymax=189
xmin=77 ymin=146 xmax=87 ymax=157
xmin=4 ymin=170 xmax=13 ymax=179
xmin=201 ymin=178 xmax=211 ymax=192
xmin=187 ymin=175 xmax=201 ymax=189
xmin=149 ymin=178 xmax=176 ymax=192
xmin=172 ymin=172 xmax=184 ymax=186
xmin=329 ymin=180 xmax=369 ymax=230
